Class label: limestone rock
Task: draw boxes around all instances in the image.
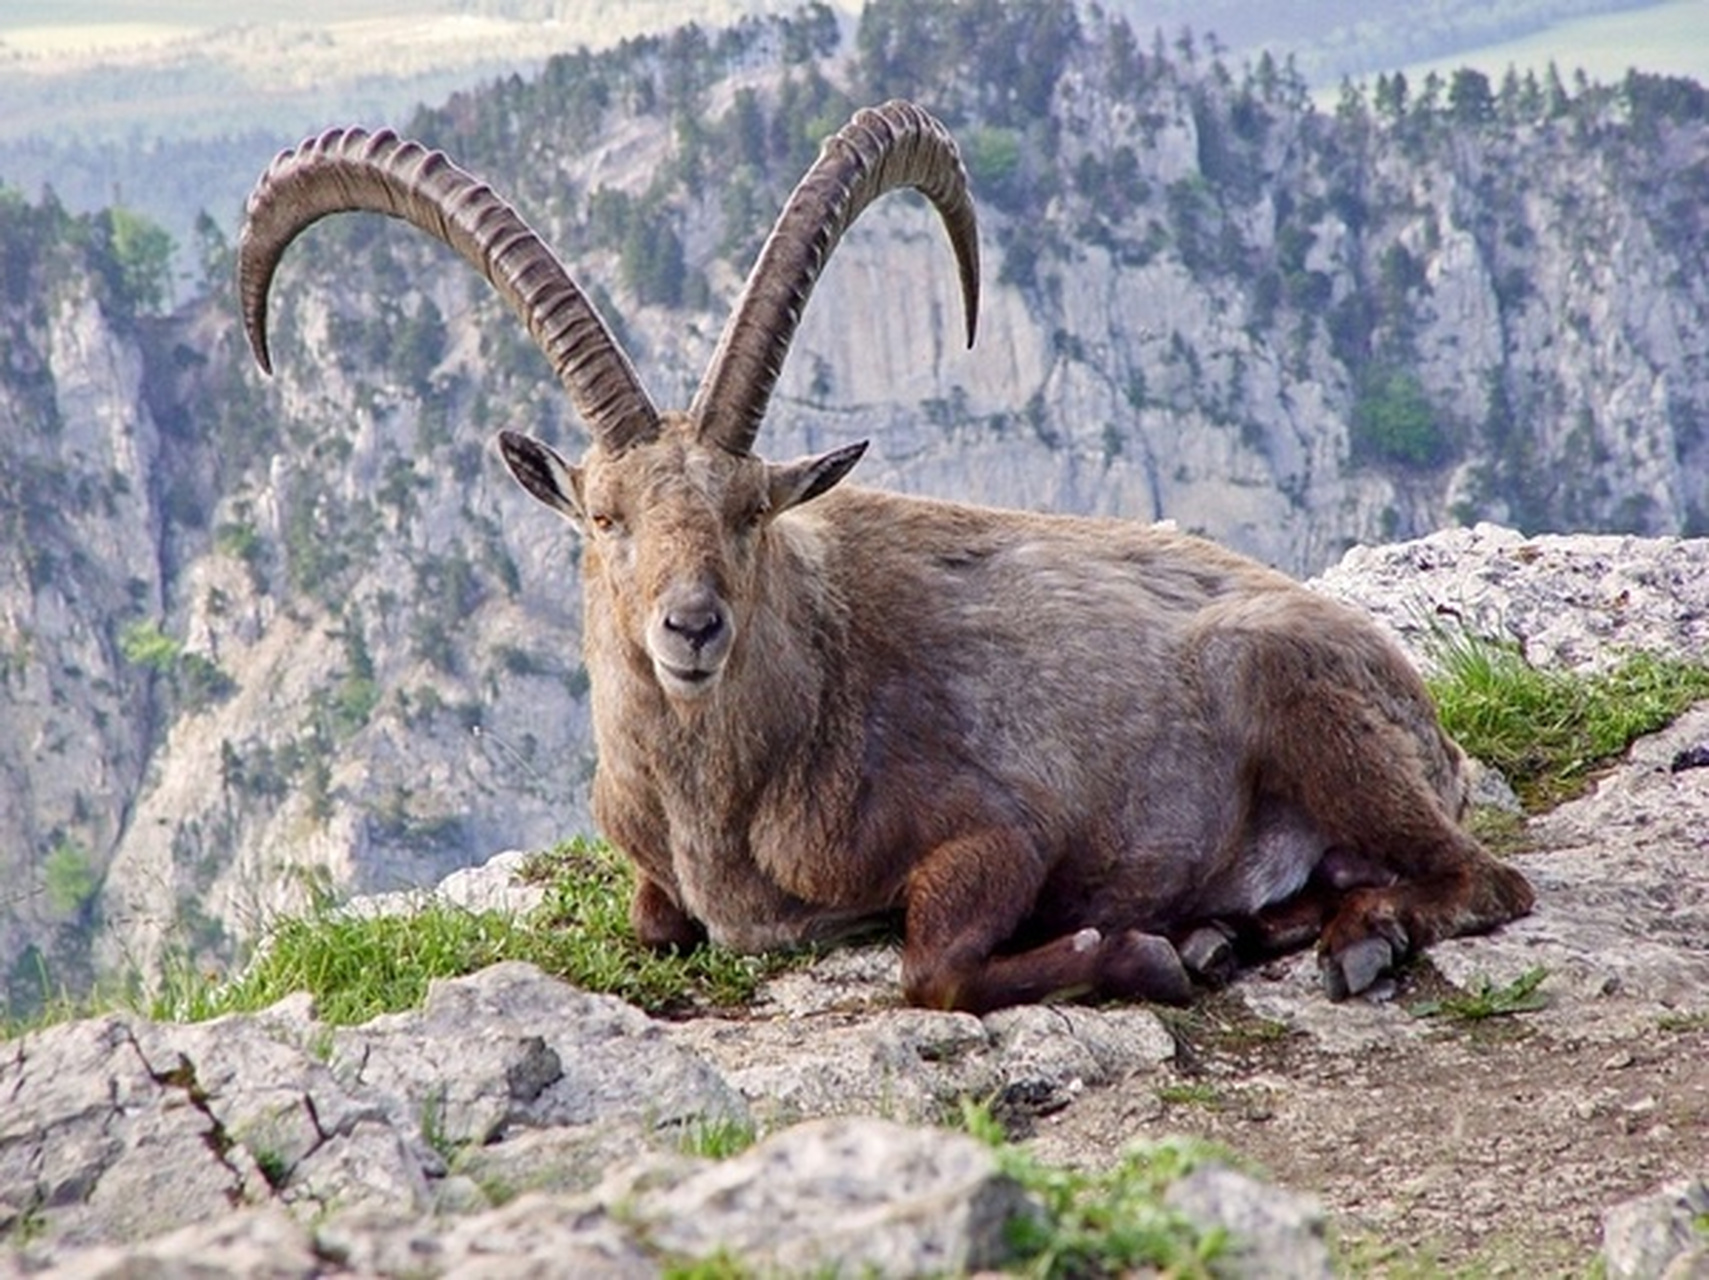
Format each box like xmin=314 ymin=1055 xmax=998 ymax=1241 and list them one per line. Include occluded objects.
xmin=322 ymin=1119 xmax=1034 ymax=1280
xmin=329 ymin=961 xmax=746 ymax=1153
xmin=1310 ymin=524 xmax=1709 ymax=673
xmin=1603 ymin=1178 xmax=1709 ymax=1280
xmin=631 ymin=1116 xmax=1029 ymax=1277
xmin=1164 ymin=1164 xmax=1333 ymax=1280
xmin=672 ymin=988 xmax=1176 ymax=1127
xmin=40 ymin=1208 xmax=325 ymax=1279
xmin=1 ymin=964 xmax=746 ymax=1267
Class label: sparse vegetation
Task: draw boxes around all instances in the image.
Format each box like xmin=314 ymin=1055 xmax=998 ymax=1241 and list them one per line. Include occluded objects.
xmin=117 ymin=618 xmax=182 ymax=672
xmin=1658 ymin=1011 xmax=1709 ymax=1034
xmin=960 ymin=1101 xmax=1231 ymax=1278
xmin=42 ymin=838 xmax=99 ymax=918
xmin=1425 ymin=629 xmax=1709 ymax=810
xmin=117 ymin=618 xmax=235 ymax=714
xmin=676 ymin=1114 xmax=761 ymax=1160
xmin=1409 ymin=965 xmax=1550 ymax=1021
xmin=1350 ymin=366 xmax=1453 ymax=470
xmin=1155 ymin=1081 xmax=1224 ymax=1109
xmin=132 ymin=836 xmax=799 ymax=1029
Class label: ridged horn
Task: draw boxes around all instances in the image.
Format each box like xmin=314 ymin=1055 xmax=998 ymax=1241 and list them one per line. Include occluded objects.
xmin=690 ymin=99 xmax=980 ymax=456
xmin=238 ymin=126 xmax=659 ymax=453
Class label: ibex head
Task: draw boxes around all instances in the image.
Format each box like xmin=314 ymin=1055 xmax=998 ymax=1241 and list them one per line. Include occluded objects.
xmin=238 ymin=101 xmax=979 ymax=700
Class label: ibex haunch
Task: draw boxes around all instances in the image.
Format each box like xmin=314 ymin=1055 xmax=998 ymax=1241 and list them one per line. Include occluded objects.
xmin=239 ymin=101 xmax=1534 ymax=1012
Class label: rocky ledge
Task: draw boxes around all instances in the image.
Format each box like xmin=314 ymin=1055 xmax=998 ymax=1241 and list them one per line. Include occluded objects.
xmin=4 ymin=525 xmax=1708 ymax=1277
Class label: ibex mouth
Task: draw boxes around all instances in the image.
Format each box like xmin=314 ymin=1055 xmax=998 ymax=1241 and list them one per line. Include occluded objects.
xmin=657 ymin=661 xmax=721 ymax=698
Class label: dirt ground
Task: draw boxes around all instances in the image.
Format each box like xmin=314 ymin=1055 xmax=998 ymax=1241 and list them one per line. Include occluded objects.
xmin=1024 ymin=959 xmax=1709 ymax=1274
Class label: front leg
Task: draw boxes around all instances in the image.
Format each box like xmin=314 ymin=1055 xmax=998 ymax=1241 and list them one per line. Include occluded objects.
xmin=631 ymin=875 xmax=706 ymax=952
xmin=1317 ymin=837 xmax=1535 ymax=1000
xmin=900 ymin=832 xmax=1192 ymax=1014
xmin=594 ymin=779 xmax=703 ymax=952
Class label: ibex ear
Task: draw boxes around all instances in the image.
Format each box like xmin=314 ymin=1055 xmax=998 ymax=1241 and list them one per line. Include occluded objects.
xmin=767 ymin=440 xmax=867 ymax=515
xmin=498 ymin=430 xmax=586 ymax=526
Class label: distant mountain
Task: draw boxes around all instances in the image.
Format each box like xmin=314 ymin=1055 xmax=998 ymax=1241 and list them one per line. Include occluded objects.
xmin=0 ymin=0 xmax=1687 ymax=282
xmin=3 ymin=0 xmax=1707 ymax=1015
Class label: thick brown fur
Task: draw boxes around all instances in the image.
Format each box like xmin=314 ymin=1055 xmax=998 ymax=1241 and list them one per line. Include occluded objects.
xmin=502 ymin=412 xmax=1535 ymax=1013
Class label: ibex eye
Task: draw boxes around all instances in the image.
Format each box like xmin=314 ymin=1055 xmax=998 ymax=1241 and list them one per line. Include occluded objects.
xmin=591 ymin=513 xmax=620 ymax=534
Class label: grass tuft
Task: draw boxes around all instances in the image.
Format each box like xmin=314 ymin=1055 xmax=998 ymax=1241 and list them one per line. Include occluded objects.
xmin=1155 ymin=1081 xmax=1224 ymax=1109
xmin=520 ymin=836 xmax=808 ymax=1013
xmin=1658 ymin=1011 xmax=1709 ymax=1034
xmin=1424 ymin=629 xmax=1709 ymax=811
xmin=959 ymin=1100 xmax=1230 ymax=1278
xmin=675 ymin=1113 xmax=761 ymax=1160
xmin=1408 ymin=966 xmax=1549 ymax=1022
xmin=146 ymin=904 xmax=523 ymax=1026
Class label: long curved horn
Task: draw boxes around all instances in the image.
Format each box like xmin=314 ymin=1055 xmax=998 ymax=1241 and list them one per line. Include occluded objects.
xmin=238 ymin=127 xmax=659 ymax=453
xmin=690 ymin=99 xmax=980 ymax=456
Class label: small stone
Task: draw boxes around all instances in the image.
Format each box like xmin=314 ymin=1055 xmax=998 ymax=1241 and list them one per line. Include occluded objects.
xmin=1669 ymin=742 xmax=1709 ymax=773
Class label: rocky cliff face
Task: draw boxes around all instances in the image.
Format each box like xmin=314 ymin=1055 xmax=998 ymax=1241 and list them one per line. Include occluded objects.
xmin=1 ymin=217 xmax=603 ymax=1003
xmin=3 ymin=3 xmax=1708 ymax=1007
xmin=1 ymin=256 xmax=164 ymax=999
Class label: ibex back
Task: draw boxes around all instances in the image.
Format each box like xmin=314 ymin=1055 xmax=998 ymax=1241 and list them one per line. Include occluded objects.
xmin=238 ymin=101 xmax=1534 ymax=1012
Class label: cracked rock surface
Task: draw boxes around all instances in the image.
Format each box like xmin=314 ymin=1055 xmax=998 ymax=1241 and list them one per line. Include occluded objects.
xmin=0 ymin=963 xmax=1214 ymax=1277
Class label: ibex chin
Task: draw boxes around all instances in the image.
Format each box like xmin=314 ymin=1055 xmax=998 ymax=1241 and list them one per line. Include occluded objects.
xmin=238 ymin=100 xmax=1533 ymax=1012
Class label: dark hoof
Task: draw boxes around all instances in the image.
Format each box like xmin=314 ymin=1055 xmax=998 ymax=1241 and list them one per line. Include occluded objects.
xmin=1102 ymin=930 xmax=1194 ymax=1005
xmin=1178 ymin=924 xmax=1237 ymax=987
xmin=1320 ymin=935 xmax=1396 ymax=1001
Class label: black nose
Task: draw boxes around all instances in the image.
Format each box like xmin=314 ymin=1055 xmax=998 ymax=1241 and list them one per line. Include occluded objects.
xmin=664 ymin=602 xmax=726 ymax=651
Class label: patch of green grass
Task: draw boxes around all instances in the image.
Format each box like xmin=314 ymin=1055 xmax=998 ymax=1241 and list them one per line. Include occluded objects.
xmin=1154 ymin=1081 xmax=1224 ymax=1109
xmin=250 ymin=1144 xmax=292 ymax=1191
xmin=958 ymin=1100 xmax=1230 ymax=1278
xmin=676 ymin=1114 xmax=760 ymax=1160
xmin=521 ymin=838 xmax=809 ymax=1012
xmin=1408 ymin=966 xmax=1549 ymax=1022
xmin=661 ymin=1252 xmax=752 ymax=1280
xmin=420 ymin=1086 xmax=460 ymax=1165
xmin=145 ymin=903 xmax=523 ymax=1026
xmin=1658 ymin=1011 xmax=1709 ymax=1034
xmin=1461 ymin=804 xmax=1534 ymax=858
xmin=1425 ymin=629 xmax=1709 ymax=811
xmin=1335 ymin=1229 xmax=1593 ymax=1279
xmin=1 ymin=974 xmax=97 ymax=1040
xmin=114 ymin=837 xmax=804 ymax=1031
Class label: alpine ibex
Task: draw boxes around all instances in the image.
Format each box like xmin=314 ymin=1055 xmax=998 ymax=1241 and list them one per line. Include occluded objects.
xmin=238 ymin=100 xmax=1533 ymax=1012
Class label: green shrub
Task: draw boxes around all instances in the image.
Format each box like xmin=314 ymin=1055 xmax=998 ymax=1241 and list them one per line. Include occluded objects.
xmin=1350 ymin=367 xmax=1451 ymax=469
xmin=117 ymin=618 xmax=181 ymax=671
xmin=43 ymin=839 xmax=99 ymax=917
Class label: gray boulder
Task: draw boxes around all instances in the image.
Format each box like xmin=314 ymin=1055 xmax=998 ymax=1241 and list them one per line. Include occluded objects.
xmin=1603 ymin=1178 xmax=1709 ymax=1280
xmin=1165 ymin=1165 xmax=1333 ymax=1279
